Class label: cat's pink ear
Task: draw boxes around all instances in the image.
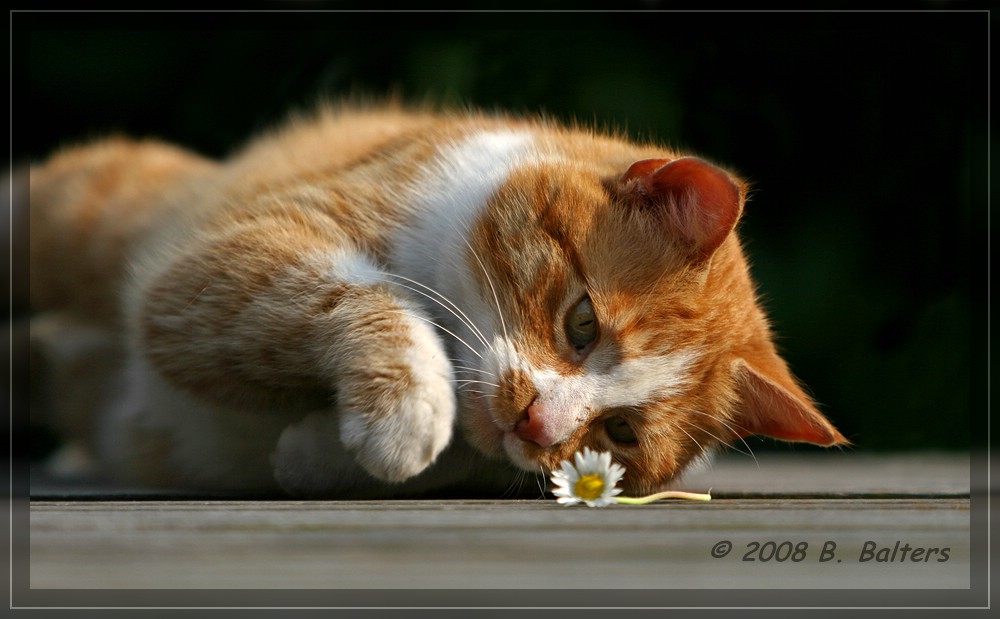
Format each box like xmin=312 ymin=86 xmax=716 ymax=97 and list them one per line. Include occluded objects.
xmin=731 ymin=358 xmax=848 ymax=446
xmin=620 ymin=157 xmax=744 ymax=260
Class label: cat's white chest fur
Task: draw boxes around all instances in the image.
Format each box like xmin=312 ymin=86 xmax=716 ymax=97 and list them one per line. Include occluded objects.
xmin=390 ymin=129 xmax=538 ymax=294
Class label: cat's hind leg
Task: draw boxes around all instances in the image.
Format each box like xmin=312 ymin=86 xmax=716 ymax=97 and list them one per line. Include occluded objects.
xmin=28 ymin=311 xmax=122 ymax=480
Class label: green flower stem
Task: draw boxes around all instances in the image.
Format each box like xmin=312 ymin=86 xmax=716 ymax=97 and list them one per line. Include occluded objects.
xmin=615 ymin=490 xmax=712 ymax=504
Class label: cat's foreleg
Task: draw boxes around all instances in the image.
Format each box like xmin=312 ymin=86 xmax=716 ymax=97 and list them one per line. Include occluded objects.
xmin=271 ymin=252 xmax=459 ymax=493
xmin=129 ymin=208 xmax=456 ymax=492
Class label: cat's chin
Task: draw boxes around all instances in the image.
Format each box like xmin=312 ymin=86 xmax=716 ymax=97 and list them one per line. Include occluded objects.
xmin=499 ymin=431 xmax=546 ymax=473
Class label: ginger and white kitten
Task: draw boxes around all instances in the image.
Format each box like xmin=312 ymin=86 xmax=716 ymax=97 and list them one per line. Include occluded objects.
xmin=28 ymin=102 xmax=846 ymax=497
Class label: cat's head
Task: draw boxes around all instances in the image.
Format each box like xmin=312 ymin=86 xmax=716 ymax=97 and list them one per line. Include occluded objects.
xmin=455 ymin=144 xmax=846 ymax=494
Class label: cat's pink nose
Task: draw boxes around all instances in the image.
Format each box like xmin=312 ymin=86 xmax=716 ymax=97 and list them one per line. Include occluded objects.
xmin=513 ymin=398 xmax=557 ymax=447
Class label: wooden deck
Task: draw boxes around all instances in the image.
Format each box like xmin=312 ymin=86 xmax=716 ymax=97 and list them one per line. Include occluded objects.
xmin=14 ymin=451 xmax=989 ymax=609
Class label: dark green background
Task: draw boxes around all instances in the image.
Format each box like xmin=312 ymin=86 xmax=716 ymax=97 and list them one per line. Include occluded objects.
xmin=14 ymin=10 xmax=988 ymax=454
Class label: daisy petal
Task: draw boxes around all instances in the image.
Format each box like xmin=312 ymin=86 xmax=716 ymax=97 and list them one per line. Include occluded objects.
xmin=598 ymin=451 xmax=611 ymax=470
xmin=549 ymin=447 xmax=627 ymax=508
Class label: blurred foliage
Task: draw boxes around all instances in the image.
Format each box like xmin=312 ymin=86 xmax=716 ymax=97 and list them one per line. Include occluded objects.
xmin=14 ymin=10 xmax=987 ymax=453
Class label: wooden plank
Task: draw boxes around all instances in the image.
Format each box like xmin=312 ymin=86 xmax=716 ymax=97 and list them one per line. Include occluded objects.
xmin=24 ymin=452 xmax=978 ymax=598
xmin=29 ymin=497 xmax=969 ymax=590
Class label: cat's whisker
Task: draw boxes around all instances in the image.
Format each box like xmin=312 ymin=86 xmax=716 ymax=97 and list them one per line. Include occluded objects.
xmin=375 ymin=274 xmax=493 ymax=353
xmin=536 ymin=464 xmax=548 ymax=499
xmin=683 ymin=410 xmax=759 ymax=469
xmin=464 ymin=238 xmax=509 ymax=344
xmin=449 ymin=363 xmax=497 ymax=378
xmin=384 ymin=310 xmax=484 ymax=360
xmin=675 ymin=424 xmax=706 ymax=454
xmin=454 ymin=386 xmax=497 ymax=397
xmin=501 ymin=475 xmax=516 ymax=499
xmin=501 ymin=467 xmax=526 ymax=499
xmin=452 ymin=370 xmax=499 ymax=383
xmin=458 ymin=390 xmax=497 ymax=400
xmin=457 ymin=393 xmax=498 ymax=402
xmin=378 ymin=272 xmax=495 ymax=352
xmin=452 ymin=378 xmax=501 ymax=389
xmin=686 ymin=422 xmax=756 ymax=464
xmin=679 ymin=407 xmax=749 ymax=438
xmin=518 ymin=469 xmax=531 ymax=498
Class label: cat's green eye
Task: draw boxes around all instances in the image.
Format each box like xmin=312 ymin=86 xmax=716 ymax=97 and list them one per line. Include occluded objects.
xmin=604 ymin=416 xmax=638 ymax=445
xmin=565 ymin=296 xmax=598 ymax=351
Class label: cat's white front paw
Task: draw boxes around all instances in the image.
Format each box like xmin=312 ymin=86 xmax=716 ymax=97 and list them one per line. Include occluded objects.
xmin=337 ymin=316 xmax=456 ymax=483
xmin=339 ymin=360 xmax=455 ymax=483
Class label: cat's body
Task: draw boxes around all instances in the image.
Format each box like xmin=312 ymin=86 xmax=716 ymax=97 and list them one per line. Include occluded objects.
xmin=28 ymin=102 xmax=846 ymax=498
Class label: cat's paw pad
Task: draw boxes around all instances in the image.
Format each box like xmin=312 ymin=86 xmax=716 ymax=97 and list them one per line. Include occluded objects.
xmin=338 ymin=340 xmax=455 ymax=483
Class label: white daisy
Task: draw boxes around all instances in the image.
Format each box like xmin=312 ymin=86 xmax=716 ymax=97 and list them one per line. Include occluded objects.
xmin=550 ymin=448 xmax=713 ymax=507
xmin=550 ymin=447 xmax=625 ymax=507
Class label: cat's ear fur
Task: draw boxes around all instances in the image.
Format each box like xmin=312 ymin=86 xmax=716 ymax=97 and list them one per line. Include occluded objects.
xmin=618 ymin=157 xmax=745 ymax=261
xmin=731 ymin=356 xmax=848 ymax=446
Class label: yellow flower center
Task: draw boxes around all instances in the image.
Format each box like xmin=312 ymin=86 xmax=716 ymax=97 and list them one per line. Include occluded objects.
xmin=574 ymin=474 xmax=606 ymax=501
